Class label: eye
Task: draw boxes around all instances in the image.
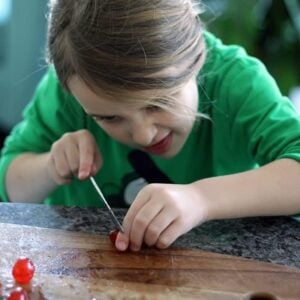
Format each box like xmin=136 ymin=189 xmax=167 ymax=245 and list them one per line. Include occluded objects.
xmin=144 ymin=105 xmax=161 ymax=113
xmin=93 ymin=115 xmax=122 ymax=123
xmin=146 ymin=97 xmax=175 ymax=111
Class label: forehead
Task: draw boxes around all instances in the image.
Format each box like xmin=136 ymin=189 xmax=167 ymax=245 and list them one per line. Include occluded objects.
xmin=68 ymin=73 xmax=184 ymax=105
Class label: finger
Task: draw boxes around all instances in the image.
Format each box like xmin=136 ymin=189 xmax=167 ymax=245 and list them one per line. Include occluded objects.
xmin=48 ymin=154 xmax=72 ymax=185
xmin=122 ymin=185 xmax=154 ymax=240
xmin=64 ymin=142 xmax=80 ymax=177
xmin=144 ymin=207 xmax=178 ymax=247
xmin=115 ymin=231 xmax=130 ymax=252
xmin=129 ymin=198 xmax=163 ymax=251
xmin=52 ymin=147 xmax=74 ymax=181
xmin=155 ymin=219 xmax=187 ymax=249
xmin=78 ymin=135 xmax=96 ymax=179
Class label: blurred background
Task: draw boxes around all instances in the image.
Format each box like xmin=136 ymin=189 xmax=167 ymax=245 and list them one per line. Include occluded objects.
xmin=0 ymin=0 xmax=48 ymax=147
xmin=0 ymin=0 xmax=300 ymax=148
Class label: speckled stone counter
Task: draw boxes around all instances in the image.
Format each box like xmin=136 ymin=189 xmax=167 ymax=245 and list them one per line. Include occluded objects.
xmin=0 ymin=203 xmax=299 ymax=268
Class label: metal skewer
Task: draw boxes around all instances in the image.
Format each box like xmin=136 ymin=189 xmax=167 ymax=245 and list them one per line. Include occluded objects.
xmin=90 ymin=176 xmax=124 ymax=232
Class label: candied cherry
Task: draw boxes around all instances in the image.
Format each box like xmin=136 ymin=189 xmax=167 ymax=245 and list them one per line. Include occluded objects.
xmin=7 ymin=287 xmax=29 ymax=300
xmin=12 ymin=257 xmax=35 ymax=285
xmin=109 ymin=229 xmax=119 ymax=245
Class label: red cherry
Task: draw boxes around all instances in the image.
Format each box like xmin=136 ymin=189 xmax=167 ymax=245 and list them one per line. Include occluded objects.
xmin=7 ymin=287 xmax=29 ymax=300
xmin=12 ymin=257 xmax=35 ymax=285
xmin=109 ymin=229 xmax=119 ymax=245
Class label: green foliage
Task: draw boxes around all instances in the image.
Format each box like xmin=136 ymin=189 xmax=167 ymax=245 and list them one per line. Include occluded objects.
xmin=201 ymin=0 xmax=300 ymax=95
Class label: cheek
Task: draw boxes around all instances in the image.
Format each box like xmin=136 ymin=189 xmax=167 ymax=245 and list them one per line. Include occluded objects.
xmin=99 ymin=124 xmax=129 ymax=143
xmin=167 ymin=112 xmax=194 ymax=131
xmin=175 ymin=118 xmax=195 ymax=135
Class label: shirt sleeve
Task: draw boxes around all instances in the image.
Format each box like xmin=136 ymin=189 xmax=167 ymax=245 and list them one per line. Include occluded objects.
xmin=0 ymin=67 xmax=86 ymax=201
xmin=220 ymin=55 xmax=300 ymax=165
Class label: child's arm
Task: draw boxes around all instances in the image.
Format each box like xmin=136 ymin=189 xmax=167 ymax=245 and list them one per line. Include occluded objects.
xmin=5 ymin=129 xmax=102 ymax=203
xmin=116 ymin=158 xmax=300 ymax=251
xmin=6 ymin=152 xmax=58 ymax=203
xmin=195 ymin=158 xmax=300 ymax=220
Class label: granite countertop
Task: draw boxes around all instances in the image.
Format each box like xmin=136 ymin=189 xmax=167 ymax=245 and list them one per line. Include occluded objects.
xmin=0 ymin=203 xmax=299 ymax=268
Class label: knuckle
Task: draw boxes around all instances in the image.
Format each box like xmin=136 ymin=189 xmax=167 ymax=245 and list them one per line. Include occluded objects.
xmin=62 ymin=132 xmax=73 ymax=140
xmin=145 ymin=227 xmax=159 ymax=246
xmin=78 ymin=129 xmax=89 ymax=135
xmin=133 ymin=215 xmax=147 ymax=228
xmin=77 ymin=129 xmax=92 ymax=140
xmin=171 ymin=203 xmax=182 ymax=215
xmin=147 ymin=224 xmax=160 ymax=238
xmin=58 ymin=168 xmax=72 ymax=179
xmin=51 ymin=140 xmax=60 ymax=152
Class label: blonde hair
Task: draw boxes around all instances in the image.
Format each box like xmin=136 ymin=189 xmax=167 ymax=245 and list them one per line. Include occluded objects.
xmin=47 ymin=0 xmax=206 ymax=119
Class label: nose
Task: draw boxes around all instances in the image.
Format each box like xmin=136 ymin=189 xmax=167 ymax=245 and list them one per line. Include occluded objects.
xmin=130 ymin=119 xmax=157 ymax=146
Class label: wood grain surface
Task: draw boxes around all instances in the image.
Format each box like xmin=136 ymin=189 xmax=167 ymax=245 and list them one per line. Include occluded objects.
xmin=0 ymin=223 xmax=299 ymax=300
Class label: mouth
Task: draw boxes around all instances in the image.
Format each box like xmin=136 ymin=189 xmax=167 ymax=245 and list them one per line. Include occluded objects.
xmin=143 ymin=133 xmax=173 ymax=155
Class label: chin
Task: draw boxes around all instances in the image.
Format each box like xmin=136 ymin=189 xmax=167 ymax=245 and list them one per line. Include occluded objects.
xmin=158 ymin=152 xmax=175 ymax=159
xmin=160 ymin=144 xmax=182 ymax=158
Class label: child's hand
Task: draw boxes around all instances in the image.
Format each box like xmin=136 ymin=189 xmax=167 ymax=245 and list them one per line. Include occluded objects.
xmin=47 ymin=129 xmax=102 ymax=185
xmin=115 ymin=183 xmax=208 ymax=251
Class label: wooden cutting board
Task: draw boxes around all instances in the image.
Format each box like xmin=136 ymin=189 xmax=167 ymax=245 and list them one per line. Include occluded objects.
xmin=0 ymin=223 xmax=299 ymax=300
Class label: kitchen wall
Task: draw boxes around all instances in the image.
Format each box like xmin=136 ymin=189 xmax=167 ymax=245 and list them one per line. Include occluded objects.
xmin=0 ymin=0 xmax=47 ymax=133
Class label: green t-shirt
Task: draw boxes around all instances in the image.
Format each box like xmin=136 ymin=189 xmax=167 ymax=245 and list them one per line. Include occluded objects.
xmin=1 ymin=32 xmax=300 ymax=207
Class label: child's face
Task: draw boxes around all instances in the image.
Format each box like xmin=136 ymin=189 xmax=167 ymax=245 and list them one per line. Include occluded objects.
xmin=68 ymin=76 xmax=199 ymax=158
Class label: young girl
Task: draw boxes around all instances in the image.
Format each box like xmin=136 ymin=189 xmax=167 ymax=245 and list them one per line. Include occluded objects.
xmin=1 ymin=0 xmax=300 ymax=252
